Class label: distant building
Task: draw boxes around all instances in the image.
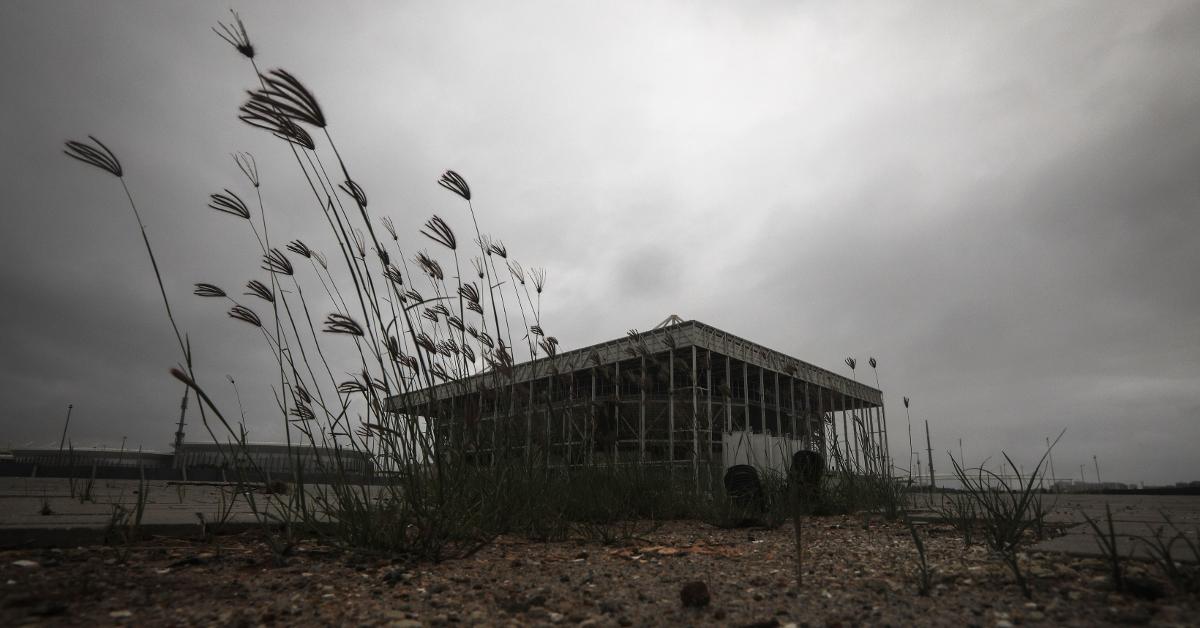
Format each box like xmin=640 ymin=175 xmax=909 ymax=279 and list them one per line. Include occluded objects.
xmin=1052 ymin=480 xmax=1130 ymax=492
xmin=2 ymin=442 xmax=370 ymax=481
xmin=174 ymin=442 xmax=371 ymax=476
xmin=10 ymin=448 xmax=173 ymax=469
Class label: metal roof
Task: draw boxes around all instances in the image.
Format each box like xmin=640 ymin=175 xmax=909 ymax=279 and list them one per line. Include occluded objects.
xmin=389 ymin=319 xmax=882 ymax=407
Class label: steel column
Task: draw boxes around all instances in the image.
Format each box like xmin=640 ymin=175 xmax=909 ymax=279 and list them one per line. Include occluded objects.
xmin=669 ymin=348 xmax=675 ymax=477
xmin=691 ymin=345 xmax=699 ymax=491
xmin=639 ymin=355 xmax=646 ymax=464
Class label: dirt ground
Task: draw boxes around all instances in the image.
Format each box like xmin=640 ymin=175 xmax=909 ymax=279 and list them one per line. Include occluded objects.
xmin=3 ymin=517 xmax=1198 ymax=627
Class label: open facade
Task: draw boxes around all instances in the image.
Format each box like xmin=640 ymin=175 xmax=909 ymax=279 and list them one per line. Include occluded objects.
xmin=391 ymin=320 xmax=890 ymax=490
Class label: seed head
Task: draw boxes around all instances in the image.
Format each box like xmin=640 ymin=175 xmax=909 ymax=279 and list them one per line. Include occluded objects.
xmin=245 ymin=279 xmax=274 ymax=303
xmin=340 ymin=179 xmax=367 ymax=208
xmin=323 ymin=313 xmax=364 ymax=336
xmin=262 ymin=248 xmax=294 ymax=275
xmin=383 ymin=265 xmax=405 ymax=286
xmin=421 ymin=215 xmax=456 ymax=250
xmin=458 ymin=282 xmax=481 ymax=305
xmin=289 ymin=404 xmax=315 ymax=422
xmin=229 ymin=305 xmax=262 ymax=327
xmin=531 ymin=267 xmax=546 ymax=293
xmin=209 ymin=189 xmax=251 ymax=220
xmin=194 ymin=283 xmax=226 ymax=298
xmin=415 ymin=251 xmax=444 ymax=281
xmin=338 ymin=379 xmax=368 ymax=394
xmin=64 ymin=136 xmax=122 ymax=177
xmin=249 ymin=68 xmax=326 ymax=128
xmin=286 ymin=240 xmax=313 ymax=258
xmin=233 ymin=152 xmax=259 ymax=188
xmin=508 ymin=260 xmax=525 ymax=284
xmin=380 ymin=216 xmax=398 ymax=241
xmin=437 ymin=170 xmax=471 ymax=201
xmin=213 ymin=9 xmax=254 ymax=59
xmin=414 ymin=332 xmax=437 ymax=354
xmin=238 ymin=98 xmax=315 ymax=149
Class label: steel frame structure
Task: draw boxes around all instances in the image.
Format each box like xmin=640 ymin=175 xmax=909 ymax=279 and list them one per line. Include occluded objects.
xmin=390 ymin=320 xmax=890 ymax=489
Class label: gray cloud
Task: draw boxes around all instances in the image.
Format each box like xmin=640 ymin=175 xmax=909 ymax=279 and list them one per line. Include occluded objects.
xmin=1 ymin=0 xmax=1197 ymax=484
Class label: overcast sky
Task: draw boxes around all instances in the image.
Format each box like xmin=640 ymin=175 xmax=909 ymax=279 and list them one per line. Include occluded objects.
xmin=1 ymin=1 xmax=1197 ymax=485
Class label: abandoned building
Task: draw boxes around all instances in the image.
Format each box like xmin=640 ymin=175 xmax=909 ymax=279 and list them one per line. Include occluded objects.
xmin=390 ymin=319 xmax=889 ymax=491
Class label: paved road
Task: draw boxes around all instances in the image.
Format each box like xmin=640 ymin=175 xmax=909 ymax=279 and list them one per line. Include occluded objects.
xmin=4 ymin=478 xmax=1200 ymax=562
xmin=0 ymin=477 xmax=280 ymax=546
xmin=1031 ymin=493 xmax=1200 ymax=561
xmin=914 ymin=492 xmax=1200 ymax=562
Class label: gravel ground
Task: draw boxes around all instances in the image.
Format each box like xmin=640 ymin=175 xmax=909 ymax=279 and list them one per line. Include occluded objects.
xmin=2 ymin=518 xmax=1197 ymax=627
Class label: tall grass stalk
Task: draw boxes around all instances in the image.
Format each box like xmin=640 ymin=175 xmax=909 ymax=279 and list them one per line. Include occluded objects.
xmin=1081 ymin=503 xmax=1126 ymax=592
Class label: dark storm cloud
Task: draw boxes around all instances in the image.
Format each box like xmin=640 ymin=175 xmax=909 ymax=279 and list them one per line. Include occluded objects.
xmin=0 ymin=1 xmax=1197 ymax=484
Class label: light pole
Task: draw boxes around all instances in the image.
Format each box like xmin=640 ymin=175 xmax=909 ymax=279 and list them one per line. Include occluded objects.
xmin=925 ymin=419 xmax=936 ymax=489
xmin=1046 ymin=436 xmax=1057 ymax=492
xmin=904 ymin=397 xmax=914 ymax=479
xmin=57 ymin=404 xmax=74 ymax=465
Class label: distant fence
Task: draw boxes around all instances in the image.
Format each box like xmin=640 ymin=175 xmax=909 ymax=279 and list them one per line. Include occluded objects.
xmin=1101 ymin=486 xmax=1200 ymax=497
xmin=0 ymin=462 xmax=374 ymax=484
xmin=2 ymin=444 xmax=374 ymax=484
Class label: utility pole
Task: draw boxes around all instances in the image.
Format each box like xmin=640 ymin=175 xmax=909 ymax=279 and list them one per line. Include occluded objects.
xmin=57 ymin=404 xmax=74 ymax=465
xmin=173 ymin=385 xmax=189 ymax=454
xmin=1080 ymin=464 xmax=1086 ymax=484
xmin=903 ymin=397 xmax=914 ymax=479
xmin=1046 ymin=436 xmax=1057 ymax=492
xmin=925 ymin=419 xmax=935 ymax=489
xmin=869 ymin=357 xmax=891 ymax=478
xmin=1093 ymin=454 xmax=1101 ymax=485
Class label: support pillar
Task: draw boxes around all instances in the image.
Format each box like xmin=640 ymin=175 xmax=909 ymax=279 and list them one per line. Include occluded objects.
xmin=725 ymin=355 xmax=732 ymax=434
xmin=614 ymin=361 xmax=621 ymax=464
xmin=668 ymin=348 xmax=675 ymax=478
xmin=743 ymin=361 xmax=750 ymax=466
xmin=802 ymin=378 xmax=811 ymax=451
xmin=566 ymin=374 xmax=574 ymax=467
xmin=839 ymin=391 xmax=849 ymax=466
xmin=691 ymin=346 xmax=699 ymax=492
xmin=526 ymin=379 xmax=533 ymax=463
xmin=788 ymin=374 xmax=797 ymax=453
xmin=760 ymin=367 xmax=767 ymax=467
xmin=880 ymin=400 xmax=891 ymax=478
xmin=706 ymin=351 xmax=714 ymax=492
xmin=589 ymin=366 xmax=596 ymax=467
xmin=820 ymin=384 xmax=831 ymax=463
xmin=639 ymin=355 xmax=646 ymax=465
